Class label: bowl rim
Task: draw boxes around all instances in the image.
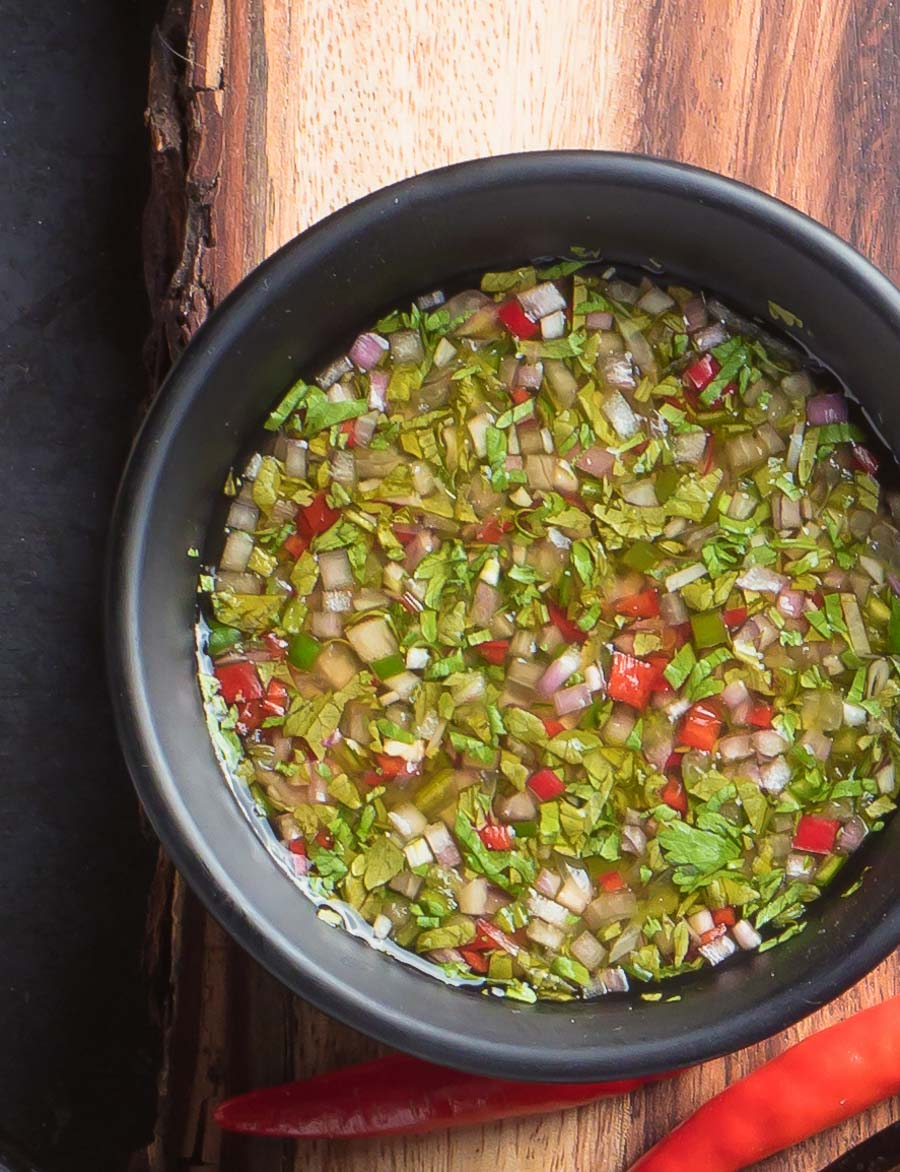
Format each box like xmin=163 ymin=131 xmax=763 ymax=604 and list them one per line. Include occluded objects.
xmin=107 ymin=150 xmax=900 ymax=1080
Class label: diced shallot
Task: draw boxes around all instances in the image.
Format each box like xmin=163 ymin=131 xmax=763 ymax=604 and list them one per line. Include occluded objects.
xmin=458 ymin=877 xmax=489 ymax=916
xmin=718 ymin=734 xmax=754 ymax=761
xmin=571 ymin=931 xmax=606 ymax=970
xmin=556 ymin=865 xmax=592 ymax=914
xmin=526 ymin=890 xmax=570 ymax=927
xmin=721 ymin=679 xmax=751 ymax=711
xmin=423 ymin=822 xmax=462 ymax=867
xmin=601 ymin=389 xmax=639 ymax=437
xmin=837 ymin=815 xmax=867 ymax=855
xmin=575 ymin=446 xmax=615 ymax=478
xmin=777 ymin=589 xmax=806 ymax=617
xmin=732 ymin=919 xmax=763 ymax=950
xmin=368 ymin=369 xmax=389 ymax=411
xmin=692 ymin=321 xmax=728 ymax=352
xmin=517 ymin=281 xmax=566 ymax=320
xmin=759 ymin=756 xmax=791 ymax=793
xmin=526 ymin=918 xmax=565 ymax=950
xmin=699 ymin=934 xmax=736 ymax=966
xmin=220 ymin=530 xmax=254 ymax=573
xmin=554 ymin=683 xmax=593 ymax=716
xmin=806 ymin=393 xmax=849 ymax=425
xmin=535 ymin=868 xmax=562 ymax=897
xmin=752 ymin=730 xmax=789 ymax=758
xmin=349 ymin=331 xmax=389 ymax=371
xmin=226 ymin=499 xmax=259 ymax=533
xmin=736 ymin=565 xmax=789 ymax=594
xmin=318 ymin=548 xmax=354 ymax=591
xmin=537 ymin=648 xmax=582 ymax=698
xmin=496 ymin=789 xmax=538 ymax=823
xmin=388 ymin=803 xmax=427 ymax=840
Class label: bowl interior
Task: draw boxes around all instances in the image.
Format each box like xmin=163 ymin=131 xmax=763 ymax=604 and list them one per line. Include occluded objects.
xmin=108 ymin=153 xmax=900 ymax=1080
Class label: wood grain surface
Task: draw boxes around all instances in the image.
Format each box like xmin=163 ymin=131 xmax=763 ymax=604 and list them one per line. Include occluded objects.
xmin=138 ymin=2 xmax=900 ymax=1169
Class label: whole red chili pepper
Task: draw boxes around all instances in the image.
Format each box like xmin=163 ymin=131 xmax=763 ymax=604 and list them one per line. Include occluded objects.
xmin=629 ymin=995 xmax=900 ymax=1171
xmin=214 ymin=1053 xmax=664 ymax=1139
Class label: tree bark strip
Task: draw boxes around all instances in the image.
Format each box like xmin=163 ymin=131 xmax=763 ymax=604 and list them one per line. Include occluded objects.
xmin=138 ymin=2 xmax=900 ymax=1169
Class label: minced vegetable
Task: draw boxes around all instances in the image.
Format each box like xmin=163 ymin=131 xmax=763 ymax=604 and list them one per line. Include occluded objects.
xmin=199 ymin=261 xmax=900 ymax=1002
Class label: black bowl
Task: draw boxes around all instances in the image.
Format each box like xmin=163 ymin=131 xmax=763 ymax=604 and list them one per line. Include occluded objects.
xmin=107 ymin=152 xmax=900 ymax=1081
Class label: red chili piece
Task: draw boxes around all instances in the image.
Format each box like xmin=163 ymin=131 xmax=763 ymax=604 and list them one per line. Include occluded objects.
xmin=661 ymin=777 xmax=688 ymax=816
xmin=510 ymin=387 xmax=532 ymax=405
xmin=527 ymin=768 xmax=566 ymax=802
xmin=678 ymin=703 xmax=721 ymax=752
xmin=282 ymin=531 xmax=308 ymax=560
xmin=712 ymin=906 xmax=736 ymax=927
xmin=628 ymin=996 xmax=900 ymax=1171
xmin=542 ymin=717 xmax=566 ymax=738
xmin=597 ymin=871 xmax=626 ymax=893
xmin=475 ymin=516 xmax=513 ymax=544
xmin=722 ymin=606 xmax=747 ymax=629
xmin=607 ymin=652 xmax=658 ymax=710
xmin=214 ymin=1052 xmax=667 ymax=1139
xmin=747 ymin=703 xmax=774 ymax=728
xmin=614 ymin=589 xmax=660 ymax=619
xmin=261 ymin=678 xmax=289 ymax=717
xmin=478 ymin=824 xmax=514 ymax=851
xmin=792 ymin=814 xmax=840 ymax=854
xmin=214 ymin=660 xmax=264 ymax=705
xmin=296 ymin=491 xmax=340 ymax=538
xmin=683 ymin=354 xmax=720 ymax=392
xmin=476 ymin=639 xmax=510 ymax=665
xmin=498 ymin=299 xmax=540 ymax=339
xmin=547 ymin=600 xmax=588 ymax=644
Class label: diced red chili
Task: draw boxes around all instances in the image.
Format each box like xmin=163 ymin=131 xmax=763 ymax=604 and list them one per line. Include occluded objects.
xmin=478 ymin=823 xmax=514 ymax=851
xmin=498 ymin=299 xmax=540 ymax=339
xmin=339 ymin=419 xmax=357 ymax=447
xmin=597 ymin=871 xmax=626 ymax=893
xmin=700 ymin=924 xmax=727 ymax=946
xmin=542 ymin=717 xmax=565 ymax=738
xmin=607 ymin=652 xmax=659 ymax=710
xmin=547 ymin=600 xmax=588 ymax=645
xmin=647 ymin=655 xmax=672 ymax=693
xmin=723 ymin=606 xmax=748 ymax=629
xmin=296 ymin=491 xmax=340 ymax=538
xmin=661 ymin=776 xmax=688 ymax=815
xmin=374 ymin=753 xmax=413 ymax=779
xmin=684 ymin=354 xmax=721 ymax=392
xmin=314 ymin=828 xmax=334 ymax=850
xmin=475 ymin=516 xmax=513 ymax=544
xmin=747 ymin=703 xmax=774 ymax=729
xmin=391 ymin=523 xmax=420 ymax=546
xmin=235 ymin=699 xmax=265 ymax=735
xmin=262 ymin=678 xmax=289 ymax=717
xmin=476 ymin=639 xmax=510 ymax=665
xmin=699 ymin=437 xmax=717 ymax=474
xmin=459 ymin=948 xmax=490 ymax=974
xmin=851 ymin=444 xmax=879 ymax=476
xmin=214 ymin=660 xmax=264 ymax=705
xmin=615 ymin=588 xmax=660 ymax=619
xmin=474 ymin=918 xmax=519 ymax=955
xmin=678 ymin=702 xmax=722 ymax=752
xmin=287 ymin=837 xmax=310 ymax=876
xmin=793 ymin=814 xmax=840 ymax=855
xmin=263 ymin=632 xmax=289 ymax=659
xmin=282 ymin=531 xmax=309 ymax=560
xmin=527 ymin=768 xmax=566 ymax=802
xmin=712 ymin=906 xmax=737 ymax=927
xmin=510 ymin=387 xmax=532 ymax=405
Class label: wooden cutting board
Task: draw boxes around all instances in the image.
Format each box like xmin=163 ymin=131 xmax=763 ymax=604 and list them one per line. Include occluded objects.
xmin=138 ymin=2 xmax=900 ymax=1168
